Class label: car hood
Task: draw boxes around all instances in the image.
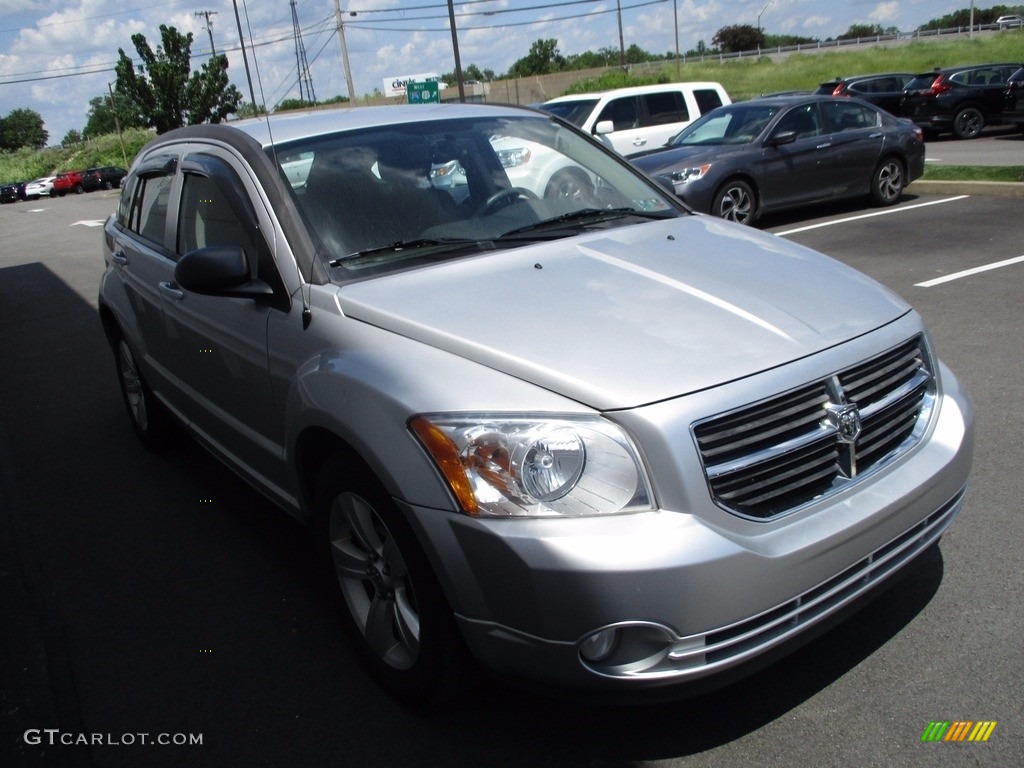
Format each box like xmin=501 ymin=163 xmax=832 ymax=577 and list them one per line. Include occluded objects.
xmin=632 ymin=144 xmax=746 ymax=175
xmin=336 ymin=216 xmax=909 ymax=411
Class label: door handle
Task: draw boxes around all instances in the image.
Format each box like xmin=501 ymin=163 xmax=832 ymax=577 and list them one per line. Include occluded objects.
xmin=158 ymin=282 xmax=185 ymax=300
xmin=632 ymin=137 xmax=647 ymax=146
xmin=869 ymin=132 xmax=884 ymax=139
xmin=111 ymin=250 xmax=128 ymax=265
xmin=816 ymin=142 xmax=832 ymax=150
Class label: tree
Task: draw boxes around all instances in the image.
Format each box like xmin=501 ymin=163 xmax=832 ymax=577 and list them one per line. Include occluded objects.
xmin=83 ymin=94 xmax=146 ymax=138
xmin=0 ymin=108 xmax=48 ymax=151
xmin=114 ymin=24 xmax=242 ymax=134
xmin=506 ymin=39 xmax=566 ymax=77
xmin=837 ymin=23 xmax=899 ymax=40
xmin=712 ymin=25 xmax=766 ymax=53
xmin=62 ymin=129 xmax=83 ymax=145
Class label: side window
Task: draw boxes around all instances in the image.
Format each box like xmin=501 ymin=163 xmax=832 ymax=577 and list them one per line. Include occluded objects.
xmin=824 ymin=101 xmax=878 ymax=132
xmin=116 ymin=175 xmax=137 ymax=227
xmin=774 ymin=104 xmax=823 ymax=139
xmin=596 ymin=97 xmax=639 ymax=131
xmin=692 ymin=89 xmax=724 ymax=115
xmin=641 ymin=92 xmax=688 ymax=126
xmin=123 ymin=174 xmax=173 ymax=246
xmin=177 ymin=173 xmax=259 ymax=259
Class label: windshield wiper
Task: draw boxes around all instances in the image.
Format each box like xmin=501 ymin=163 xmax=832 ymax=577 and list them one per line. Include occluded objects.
xmin=329 ymin=237 xmax=484 ymax=267
xmin=497 ymin=207 xmax=672 ymax=239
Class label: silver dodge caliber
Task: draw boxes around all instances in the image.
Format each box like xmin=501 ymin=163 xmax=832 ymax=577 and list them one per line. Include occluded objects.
xmin=98 ymin=103 xmax=974 ymax=702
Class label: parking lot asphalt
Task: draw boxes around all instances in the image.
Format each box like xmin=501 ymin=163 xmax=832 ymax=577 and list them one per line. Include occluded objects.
xmin=2 ymin=190 xmax=1022 ymax=767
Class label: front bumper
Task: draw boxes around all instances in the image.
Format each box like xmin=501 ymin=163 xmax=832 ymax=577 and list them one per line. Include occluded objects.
xmin=402 ymin=335 xmax=974 ymax=693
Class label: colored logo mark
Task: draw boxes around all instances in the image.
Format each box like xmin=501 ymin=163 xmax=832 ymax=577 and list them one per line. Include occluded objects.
xmin=921 ymin=721 xmax=997 ymax=742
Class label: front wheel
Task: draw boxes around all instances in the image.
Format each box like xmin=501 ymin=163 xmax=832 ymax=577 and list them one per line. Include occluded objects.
xmin=545 ymin=168 xmax=592 ymax=201
xmin=870 ymin=157 xmax=905 ymax=206
xmin=113 ymin=335 xmax=174 ymax=449
xmin=712 ymin=180 xmax=757 ymax=225
xmin=952 ymin=107 xmax=984 ymax=139
xmin=314 ymin=455 xmax=472 ymax=703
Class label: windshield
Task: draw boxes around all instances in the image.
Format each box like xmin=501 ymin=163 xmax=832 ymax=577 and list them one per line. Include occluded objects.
xmin=540 ymin=99 xmax=600 ymax=127
xmin=272 ymin=113 xmax=678 ymax=280
xmin=668 ymin=104 xmax=779 ymax=147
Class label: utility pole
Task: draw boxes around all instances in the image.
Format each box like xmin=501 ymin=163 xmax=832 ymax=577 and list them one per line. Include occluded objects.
xmin=194 ymin=10 xmax=218 ymax=56
xmin=332 ymin=0 xmax=356 ymax=103
xmin=230 ymin=0 xmax=258 ymax=109
xmin=616 ymin=0 xmax=625 ymax=67
xmin=290 ymin=0 xmax=316 ymax=103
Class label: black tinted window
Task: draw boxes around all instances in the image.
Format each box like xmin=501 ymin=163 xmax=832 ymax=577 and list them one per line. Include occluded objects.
xmin=596 ymin=97 xmax=639 ymax=131
xmin=693 ymin=89 xmax=724 ymax=114
xmin=641 ymin=92 xmax=688 ymax=126
xmin=123 ymin=174 xmax=173 ymax=245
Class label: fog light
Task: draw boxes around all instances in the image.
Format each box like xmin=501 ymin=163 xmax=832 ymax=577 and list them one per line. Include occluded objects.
xmin=579 ymin=628 xmax=618 ymax=662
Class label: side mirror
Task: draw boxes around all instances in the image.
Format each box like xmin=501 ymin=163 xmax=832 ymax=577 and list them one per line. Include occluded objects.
xmin=767 ymin=130 xmax=798 ymax=147
xmin=175 ymin=245 xmax=274 ymax=298
xmin=594 ymin=119 xmax=615 ymax=136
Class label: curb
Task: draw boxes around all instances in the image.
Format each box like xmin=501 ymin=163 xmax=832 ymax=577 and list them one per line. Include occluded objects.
xmin=907 ymin=180 xmax=1024 ymax=198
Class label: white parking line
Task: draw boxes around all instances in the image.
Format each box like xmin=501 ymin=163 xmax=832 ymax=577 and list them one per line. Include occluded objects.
xmin=915 ymin=255 xmax=1024 ymax=287
xmin=776 ymin=196 xmax=970 ymax=236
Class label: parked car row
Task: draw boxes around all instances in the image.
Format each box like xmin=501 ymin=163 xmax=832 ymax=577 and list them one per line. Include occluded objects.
xmin=559 ymin=62 xmax=1022 ymax=225
xmin=0 ymin=166 xmax=127 ymax=203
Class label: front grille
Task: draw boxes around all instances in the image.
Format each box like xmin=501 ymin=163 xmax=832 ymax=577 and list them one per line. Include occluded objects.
xmin=693 ymin=337 xmax=935 ymax=519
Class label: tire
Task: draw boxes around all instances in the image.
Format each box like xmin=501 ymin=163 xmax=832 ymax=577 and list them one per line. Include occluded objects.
xmin=544 ymin=168 xmax=592 ymax=200
xmin=113 ymin=334 xmax=174 ymax=449
xmin=74 ymin=184 xmax=84 ymax=194
xmin=870 ymin=157 xmax=905 ymax=206
xmin=952 ymin=106 xmax=984 ymax=139
xmin=712 ymin=180 xmax=757 ymax=225
xmin=313 ymin=454 xmax=472 ymax=703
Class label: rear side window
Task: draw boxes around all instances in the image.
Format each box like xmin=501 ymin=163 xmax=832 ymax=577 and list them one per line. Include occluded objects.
xmin=823 ymin=101 xmax=879 ymax=131
xmin=596 ymin=97 xmax=639 ymax=131
xmin=641 ymin=91 xmax=688 ymax=126
xmin=692 ymin=88 xmax=724 ymax=114
xmin=120 ymin=174 xmax=173 ymax=246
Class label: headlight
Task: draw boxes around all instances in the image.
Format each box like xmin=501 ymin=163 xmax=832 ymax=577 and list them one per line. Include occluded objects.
xmin=409 ymin=414 xmax=653 ymax=517
xmin=670 ymin=163 xmax=712 ymax=185
xmin=497 ymin=148 xmax=531 ymax=168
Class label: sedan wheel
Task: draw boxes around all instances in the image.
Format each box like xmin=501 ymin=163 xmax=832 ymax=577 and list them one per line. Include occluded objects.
xmin=870 ymin=158 xmax=905 ymax=206
xmin=315 ymin=456 xmax=471 ymax=703
xmin=713 ymin=180 xmax=756 ymax=225
xmin=545 ymin=168 xmax=592 ymax=200
xmin=952 ymin=107 xmax=984 ymax=139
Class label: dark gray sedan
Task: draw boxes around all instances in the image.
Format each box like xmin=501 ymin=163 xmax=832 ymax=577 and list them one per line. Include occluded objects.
xmin=631 ymin=95 xmax=925 ymax=225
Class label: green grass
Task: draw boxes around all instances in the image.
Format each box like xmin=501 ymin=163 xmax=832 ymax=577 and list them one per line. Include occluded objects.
xmin=921 ymin=165 xmax=1024 ymax=181
xmin=0 ymin=128 xmax=153 ymax=184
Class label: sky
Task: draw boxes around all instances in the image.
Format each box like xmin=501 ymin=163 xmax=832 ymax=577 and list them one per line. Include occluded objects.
xmin=0 ymin=0 xmax=962 ymax=145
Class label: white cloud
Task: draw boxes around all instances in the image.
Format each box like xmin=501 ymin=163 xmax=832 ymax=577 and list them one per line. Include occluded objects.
xmin=869 ymin=2 xmax=901 ymax=24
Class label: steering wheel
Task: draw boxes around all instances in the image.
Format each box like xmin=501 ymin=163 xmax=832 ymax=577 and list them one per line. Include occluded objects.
xmin=477 ymin=186 xmax=538 ymax=215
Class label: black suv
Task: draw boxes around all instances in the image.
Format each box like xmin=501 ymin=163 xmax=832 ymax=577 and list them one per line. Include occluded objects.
xmin=816 ymin=72 xmax=915 ymax=114
xmin=1002 ymin=67 xmax=1024 ymax=131
xmin=899 ymin=63 xmax=1023 ymax=139
xmin=81 ymin=166 xmax=128 ymax=192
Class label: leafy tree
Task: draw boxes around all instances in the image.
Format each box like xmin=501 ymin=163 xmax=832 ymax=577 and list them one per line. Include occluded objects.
xmin=0 ymin=108 xmax=48 ymax=151
xmin=83 ymin=94 xmax=146 ymax=138
xmin=62 ymin=129 xmax=83 ymax=145
xmin=919 ymin=5 xmax=1019 ymax=30
xmin=115 ymin=24 xmax=242 ymax=134
xmin=506 ymin=39 xmax=566 ymax=77
xmin=763 ymin=34 xmax=819 ymax=48
xmin=235 ymin=102 xmax=268 ymax=119
xmin=837 ymin=23 xmax=899 ymax=40
xmin=275 ymin=98 xmax=314 ymax=113
xmin=712 ymin=24 xmax=766 ymax=53
xmin=439 ymin=63 xmax=494 ymax=85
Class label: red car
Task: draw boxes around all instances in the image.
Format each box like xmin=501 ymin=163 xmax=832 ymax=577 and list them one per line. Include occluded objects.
xmin=52 ymin=170 xmax=86 ymax=196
